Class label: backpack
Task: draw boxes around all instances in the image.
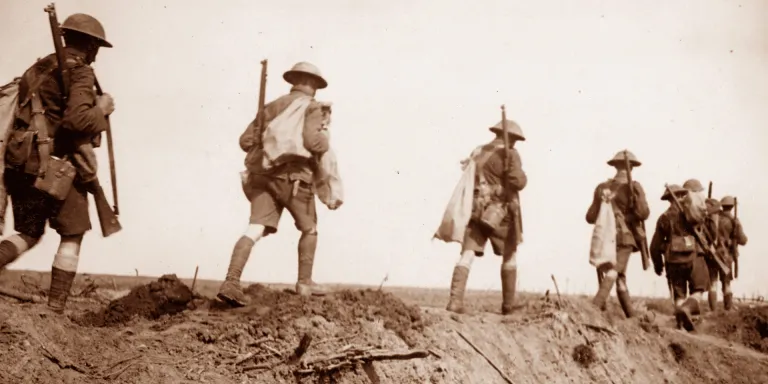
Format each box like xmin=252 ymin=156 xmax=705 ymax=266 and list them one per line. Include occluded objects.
xmin=260 ymin=95 xmax=314 ymax=170
xmin=0 ymin=78 xmax=20 ymax=227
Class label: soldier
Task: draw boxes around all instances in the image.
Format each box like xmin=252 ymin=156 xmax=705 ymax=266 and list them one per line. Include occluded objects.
xmin=445 ymin=119 xmax=526 ymax=315
xmin=714 ymin=195 xmax=748 ymax=310
xmin=217 ymin=62 xmax=332 ymax=307
xmin=586 ymin=150 xmax=650 ymax=318
xmin=652 ymin=184 xmax=689 ymax=301
xmin=703 ymin=197 xmax=723 ymax=311
xmin=653 ymin=178 xmax=711 ymax=331
xmin=0 ymin=13 xmax=114 ymax=313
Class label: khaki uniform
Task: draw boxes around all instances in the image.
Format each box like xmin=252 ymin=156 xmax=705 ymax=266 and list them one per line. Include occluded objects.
xmin=446 ymin=118 xmax=526 ymax=316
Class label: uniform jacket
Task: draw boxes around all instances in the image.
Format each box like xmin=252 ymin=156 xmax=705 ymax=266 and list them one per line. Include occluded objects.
xmin=585 ymin=177 xmax=650 ymax=251
xmin=13 ymin=48 xmax=107 ymax=181
xmin=239 ymin=84 xmax=329 ymax=184
xmin=650 ymin=203 xmax=706 ymax=267
xmin=716 ymin=211 xmax=748 ymax=257
xmin=468 ymin=138 xmax=527 ymax=245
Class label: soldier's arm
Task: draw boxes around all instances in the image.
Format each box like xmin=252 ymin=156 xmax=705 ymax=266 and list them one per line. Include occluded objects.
xmin=631 ymin=181 xmax=651 ymax=221
xmin=302 ymin=102 xmax=329 ymax=155
xmin=505 ymin=148 xmax=527 ymax=191
xmin=585 ymin=185 xmax=602 ymax=225
xmin=61 ymin=63 xmax=109 ymax=135
xmin=239 ymin=112 xmax=262 ymax=152
xmin=650 ymin=215 xmax=668 ymax=271
xmin=733 ymin=218 xmax=748 ymax=246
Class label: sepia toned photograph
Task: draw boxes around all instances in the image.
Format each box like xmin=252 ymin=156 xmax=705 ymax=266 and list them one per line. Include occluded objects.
xmin=0 ymin=0 xmax=765 ymax=383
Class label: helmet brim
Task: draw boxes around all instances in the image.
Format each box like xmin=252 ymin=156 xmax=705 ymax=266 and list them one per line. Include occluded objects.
xmin=607 ymin=159 xmax=642 ymax=167
xmin=62 ymin=26 xmax=113 ymax=48
xmin=489 ymin=127 xmax=525 ymax=141
xmin=283 ymin=71 xmax=327 ymax=89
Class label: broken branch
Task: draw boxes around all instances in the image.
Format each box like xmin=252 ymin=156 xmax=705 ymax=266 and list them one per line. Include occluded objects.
xmin=457 ymin=331 xmax=516 ymax=384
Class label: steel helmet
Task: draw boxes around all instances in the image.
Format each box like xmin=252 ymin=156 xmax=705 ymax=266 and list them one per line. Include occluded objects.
xmin=720 ymin=195 xmax=735 ymax=207
xmin=607 ymin=150 xmax=641 ymax=167
xmin=489 ymin=119 xmax=525 ymax=141
xmin=61 ymin=13 xmax=112 ymax=48
xmin=683 ymin=179 xmax=704 ymax=193
xmin=283 ymin=62 xmax=328 ymax=89
xmin=661 ymin=184 xmax=687 ymax=201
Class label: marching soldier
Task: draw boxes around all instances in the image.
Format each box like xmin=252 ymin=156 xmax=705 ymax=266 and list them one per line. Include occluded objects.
xmin=0 ymin=13 xmax=115 ymax=313
xmin=652 ymin=184 xmax=689 ymax=301
xmin=714 ymin=195 xmax=748 ymax=310
xmin=586 ymin=150 xmax=650 ymax=319
xmin=445 ymin=119 xmax=526 ymax=315
xmin=652 ymin=179 xmax=711 ymax=331
xmin=217 ymin=62 xmax=332 ymax=307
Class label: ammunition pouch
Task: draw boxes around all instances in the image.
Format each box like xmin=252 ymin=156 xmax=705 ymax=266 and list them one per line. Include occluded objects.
xmin=5 ymin=129 xmax=36 ymax=170
xmin=669 ymin=235 xmax=696 ymax=254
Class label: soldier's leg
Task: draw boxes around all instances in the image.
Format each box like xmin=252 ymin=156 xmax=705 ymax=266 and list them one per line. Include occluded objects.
xmin=48 ymin=235 xmax=83 ymax=313
xmin=284 ymin=180 xmax=327 ymax=297
xmin=677 ymin=256 xmax=709 ymax=332
xmin=706 ymin=259 xmax=719 ymax=312
xmin=491 ymin=225 xmax=518 ymax=315
xmin=722 ymin=269 xmax=734 ymax=311
xmin=218 ymin=176 xmax=281 ymax=307
xmin=447 ymin=223 xmax=486 ymax=313
xmin=666 ymin=262 xmax=686 ymax=329
xmin=0 ymin=169 xmax=49 ymax=268
xmin=47 ymin=182 xmax=92 ymax=313
xmin=614 ymin=246 xmax=635 ymax=318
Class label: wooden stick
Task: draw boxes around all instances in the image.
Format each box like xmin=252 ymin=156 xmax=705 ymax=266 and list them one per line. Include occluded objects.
xmin=191 ymin=266 xmax=199 ymax=292
xmin=456 ymin=331 xmax=515 ymax=384
xmin=550 ymin=275 xmax=563 ymax=308
xmin=0 ymin=286 xmax=39 ymax=303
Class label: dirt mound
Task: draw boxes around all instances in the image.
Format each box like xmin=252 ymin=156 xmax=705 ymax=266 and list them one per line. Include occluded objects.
xmin=74 ymin=274 xmax=193 ymax=327
xmin=236 ymin=284 xmax=428 ymax=347
xmin=706 ymin=306 xmax=768 ymax=353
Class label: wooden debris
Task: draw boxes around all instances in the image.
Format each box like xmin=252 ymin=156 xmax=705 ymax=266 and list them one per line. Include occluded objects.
xmin=287 ymin=333 xmax=312 ymax=365
xmin=191 ymin=266 xmax=199 ymax=292
xmin=583 ymin=323 xmax=618 ymax=336
xmin=295 ymin=347 xmax=429 ymax=376
xmin=0 ymin=286 xmax=40 ymax=303
xmin=550 ymin=275 xmax=563 ymax=308
xmin=40 ymin=343 xmax=87 ymax=374
xmin=457 ymin=330 xmax=516 ymax=384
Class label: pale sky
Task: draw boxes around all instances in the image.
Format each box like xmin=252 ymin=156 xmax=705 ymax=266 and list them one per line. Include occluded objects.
xmin=1 ymin=0 xmax=766 ymax=298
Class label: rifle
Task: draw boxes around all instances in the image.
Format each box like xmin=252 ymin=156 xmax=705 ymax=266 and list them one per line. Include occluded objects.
xmin=664 ymin=184 xmax=730 ymax=276
xmin=733 ymin=197 xmax=739 ymax=279
xmin=257 ymin=60 xmax=267 ymax=129
xmin=623 ymin=151 xmax=650 ymax=271
xmin=707 ymin=181 xmax=712 ymax=199
xmin=500 ymin=106 xmax=523 ymax=246
xmin=45 ymin=3 xmax=122 ymax=237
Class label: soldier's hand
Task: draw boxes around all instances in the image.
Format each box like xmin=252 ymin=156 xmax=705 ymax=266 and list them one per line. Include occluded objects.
xmin=97 ymin=93 xmax=115 ymax=116
xmin=328 ymin=199 xmax=343 ymax=210
xmin=654 ymin=263 xmax=664 ymax=276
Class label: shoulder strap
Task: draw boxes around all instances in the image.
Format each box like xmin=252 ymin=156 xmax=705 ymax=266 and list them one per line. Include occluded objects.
xmin=29 ymin=91 xmax=52 ymax=177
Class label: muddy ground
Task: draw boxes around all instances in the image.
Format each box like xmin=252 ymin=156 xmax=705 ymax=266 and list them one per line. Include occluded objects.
xmin=0 ymin=270 xmax=766 ymax=384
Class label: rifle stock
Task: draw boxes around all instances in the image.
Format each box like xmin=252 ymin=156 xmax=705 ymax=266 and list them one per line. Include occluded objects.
xmin=623 ymin=151 xmax=650 ymax=271
xmin=45 ymin=3 xmax=121 ymax=237
xmin=257 ymin=60 xmax=268 ymax=129
xmin=664 ymin=184 xmax=730 ymax=276
xmin=707 ymin=181 xmax=712 ymax=199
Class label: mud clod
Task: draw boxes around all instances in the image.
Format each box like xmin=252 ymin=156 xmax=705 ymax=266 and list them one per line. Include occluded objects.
xmin=74 ymin=274 xmax=193 ymax=327
xmin=668 ymin=342 xmax=686 ymax=363
xmin=572 ymin=343 xmax=596 ymax=368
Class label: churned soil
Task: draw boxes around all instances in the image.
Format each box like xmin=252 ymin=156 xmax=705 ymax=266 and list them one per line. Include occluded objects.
xmin=74 ymin=274 xmax=194 ymax=327
xmin=0 ymin=269 xmax=766 ymax=384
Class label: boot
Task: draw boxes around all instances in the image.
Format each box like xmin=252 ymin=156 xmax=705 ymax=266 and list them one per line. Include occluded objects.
xmin=48 ymin=267 xmax=76 ymax=314
xmin=446 ymin=266 xmax=469 ymax=314
xmin=296 ymin=241 xmax=331 ymax=297
xmin=500 ymin=268 xmax=518 ymax=315
xmin=616 ymin=288 xmax=635 ymax=318
xmin=675 ymin=297 xmax=700 ymax=332
xmin=723 ymin=292 xmax=734 ymax=311
xmin=708 ymin=290 xmax=717 ymax=312
xmin=216 ymin=237 xmax=253 ymax=307
xmin=592 ymin=271 xmax=617 ymax=310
